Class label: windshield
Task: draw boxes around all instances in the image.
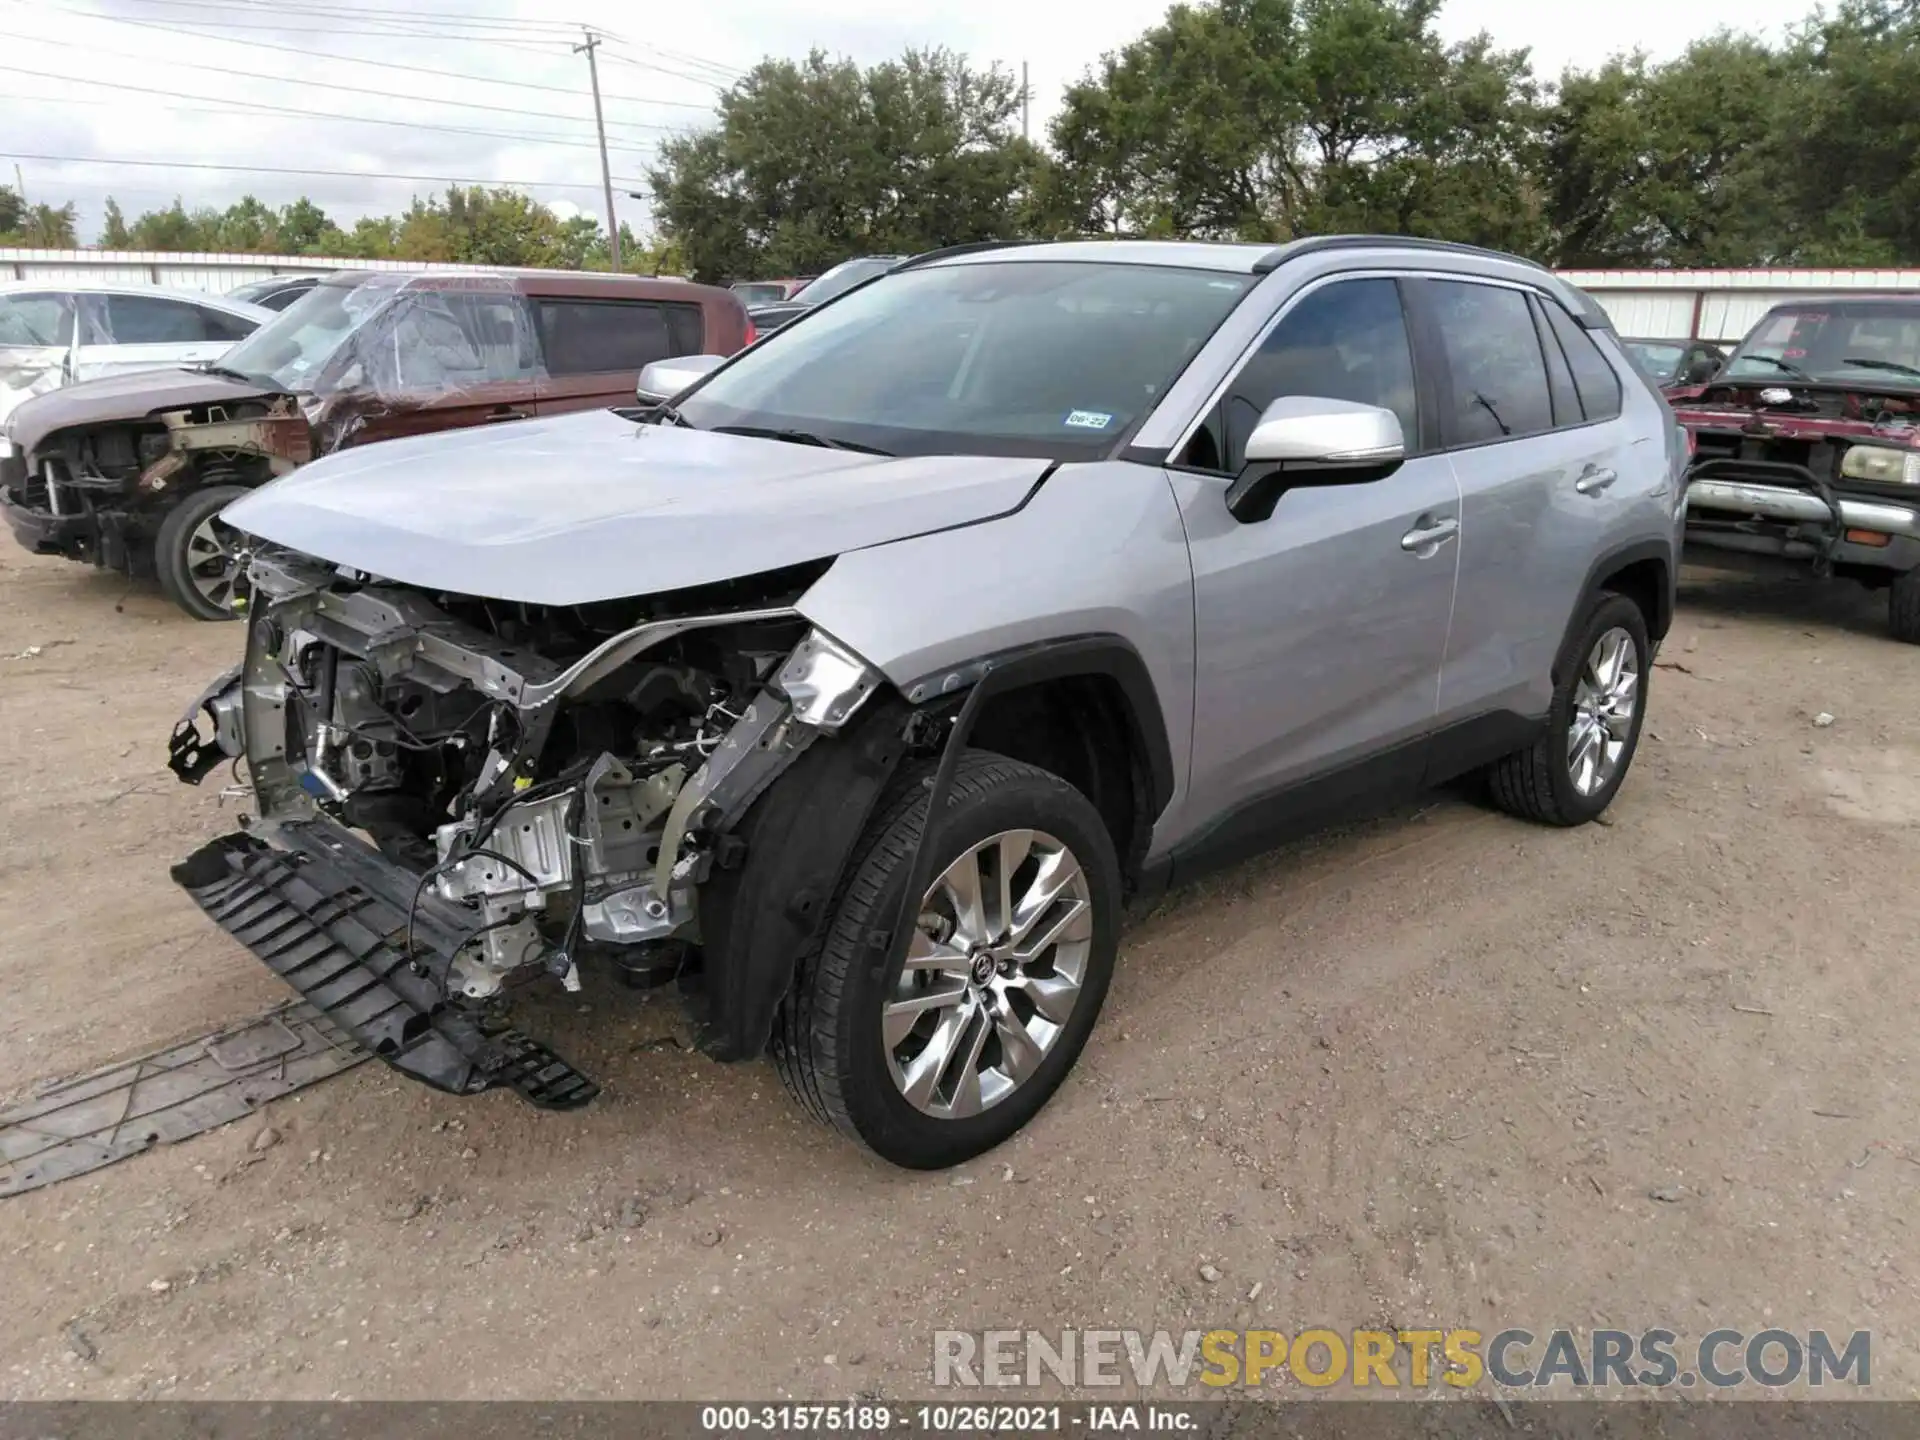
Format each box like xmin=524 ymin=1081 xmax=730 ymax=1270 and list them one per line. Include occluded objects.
xmin=792 ymin=257 xmax=899 ymax=306
xmin=1623 ymin=341 xmax=1685 ymax=380
xmin=674 ymin=260 xmax=1256 ymax=459
xmin=732 ymin=282 xmax=789 ymax=306
xmin=217 ymin=280 xmax=390 ymax=390
xmin=1723 ymin=302 xmax=1920 ymax=385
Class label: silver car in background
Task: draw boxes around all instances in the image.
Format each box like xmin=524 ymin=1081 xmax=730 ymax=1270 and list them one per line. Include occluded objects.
xmin=0 ymin=280 xmax=272 ymax=455
xmin=164 ymin=236 xmax=1683 ymax=1171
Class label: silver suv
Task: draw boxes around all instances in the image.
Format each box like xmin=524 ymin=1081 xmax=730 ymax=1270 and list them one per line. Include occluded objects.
xmin=166 ymin=237 xmax=1684 ymax=1169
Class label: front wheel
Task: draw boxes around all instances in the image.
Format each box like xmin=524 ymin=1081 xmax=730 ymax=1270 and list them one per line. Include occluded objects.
xmin=154 ymin=484 xmax=250 ymax=621
xmin=1485 ymin=591 xmax=1651 ymax=826
xmin=773 ymin=751 xmax=1121 ymax=1169
xmin=1890 ymin=567 xmax=1920 ymax=645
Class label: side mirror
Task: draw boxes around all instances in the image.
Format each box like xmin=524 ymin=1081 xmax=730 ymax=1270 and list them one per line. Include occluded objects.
xmin=636 ymin=354 xmax=726 ymax=405
xmin=1225 ymin=396 xmax=1406 ymax=524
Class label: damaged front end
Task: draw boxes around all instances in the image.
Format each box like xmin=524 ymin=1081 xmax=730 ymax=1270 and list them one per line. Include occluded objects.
xmin=4 ymin=394 xmax=310 ymax=574
xmin=166 ymin=547 xmax=890 ymax=1108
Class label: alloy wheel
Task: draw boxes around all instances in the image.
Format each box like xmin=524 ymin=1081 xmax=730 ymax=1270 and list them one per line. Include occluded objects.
xmin=883 ymin=828 xmax=1094 ymax=1120
xmin=1566 ymin=625 xmax=1640 ymax=796
xmin=183 ymin=514 xmax=240 ymax=614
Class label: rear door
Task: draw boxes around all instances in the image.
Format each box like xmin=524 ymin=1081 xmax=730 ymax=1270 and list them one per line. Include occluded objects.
xmin=334 ymin=289 xmax=543 ymax=445
xmin=1409 ymin=276 xmax=1639 ymax=738
xmin=73 ymin=293 xmax=259 ymax=380
xmin=530 ymin=296 xmax=707 ymax=413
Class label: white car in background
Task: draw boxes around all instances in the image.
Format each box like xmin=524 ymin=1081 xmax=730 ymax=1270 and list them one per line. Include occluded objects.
xmin=0 ymin=281 xmax=274 ymax=455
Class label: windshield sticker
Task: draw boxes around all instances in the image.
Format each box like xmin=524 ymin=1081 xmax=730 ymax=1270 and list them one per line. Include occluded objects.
xmin=1064 ymin=410 xmax=1115 ymax=430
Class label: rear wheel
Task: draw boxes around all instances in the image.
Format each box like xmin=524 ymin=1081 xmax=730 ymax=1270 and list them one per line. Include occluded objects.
xmin=1486 ymin=591 xmax=1650 ymax=826
xmin=155 ymin=485 xmax=250 ymax=621
xmin=1890 ymin=568 xmax=1920 ymax=645
xmin=773 ymin=751 xmax=1120 ymax=1169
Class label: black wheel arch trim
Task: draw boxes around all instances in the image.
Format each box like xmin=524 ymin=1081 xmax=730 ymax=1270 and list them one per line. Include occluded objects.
xmin=1577 ymin=536 xmax=1676 ymax=649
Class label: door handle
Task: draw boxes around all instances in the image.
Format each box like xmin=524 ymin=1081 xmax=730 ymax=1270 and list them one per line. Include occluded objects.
xmin=1400 ymin=515 xmax=1460 ymax=553
xmin=1575 ymin=465 xmax=1618 ymax=495
xmin=483 ymin=406 xmax=531 ymax=422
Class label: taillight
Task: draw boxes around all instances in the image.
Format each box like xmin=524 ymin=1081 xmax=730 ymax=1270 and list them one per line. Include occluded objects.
xmin=743 ymin=321 xmax=758 ymax=347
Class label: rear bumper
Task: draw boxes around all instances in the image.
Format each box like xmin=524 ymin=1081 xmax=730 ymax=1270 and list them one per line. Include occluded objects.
xmin=170 ymin=819 xmax=598 ymax=1110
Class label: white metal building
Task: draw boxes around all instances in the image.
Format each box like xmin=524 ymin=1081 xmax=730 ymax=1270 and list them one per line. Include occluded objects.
xmin=5 ymin=248 xmax=1917 ymax=345
xmin=1559 ymin=268 xmax=1920 ymax=344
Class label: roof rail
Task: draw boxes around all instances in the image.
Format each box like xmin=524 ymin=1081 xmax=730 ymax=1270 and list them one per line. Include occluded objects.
xmin=1252 ymin=234 xmax=1553 ymax=275
xmin=893 ymin=239 xmax=1049 ymax=271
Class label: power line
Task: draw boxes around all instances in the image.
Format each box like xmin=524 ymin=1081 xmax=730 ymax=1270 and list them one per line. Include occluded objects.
xmin=6 ymin=22 xmax=698 ymax=132
xmin=28 ymin=2 xmax=717 ymax=110
xmin=0 ymin=67 xmax=663 ymax=154
xmin=98 ymin=0 xmax=595 ymax=31
xmin=5 ymin=152 xmax=653 ymax=192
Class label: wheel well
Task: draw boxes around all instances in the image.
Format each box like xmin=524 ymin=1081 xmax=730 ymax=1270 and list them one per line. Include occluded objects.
xmin=1599 ymin=556 xmax=1670 ymax=641
xmin=967 ymin=675 xmax=1151 ymax=884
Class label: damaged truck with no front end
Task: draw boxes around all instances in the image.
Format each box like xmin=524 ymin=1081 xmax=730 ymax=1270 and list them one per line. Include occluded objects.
xmin=165 ymin=238 xmax=1681 ymax=1168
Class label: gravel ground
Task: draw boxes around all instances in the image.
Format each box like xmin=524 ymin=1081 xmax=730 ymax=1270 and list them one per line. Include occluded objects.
xmin=1 ymin=543 xmax=1915 ymax=1400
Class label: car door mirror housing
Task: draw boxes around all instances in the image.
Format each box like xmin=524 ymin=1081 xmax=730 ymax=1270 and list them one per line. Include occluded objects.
xmin=636 ymin=354 xmax=726 ymax=405
xmin=1225 ymin=396 xmax=1407 ymax=524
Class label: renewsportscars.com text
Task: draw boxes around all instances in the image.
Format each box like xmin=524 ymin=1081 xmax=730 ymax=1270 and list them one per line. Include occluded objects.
xmin=933 ymin=1328 xmax=1871 ymax=1390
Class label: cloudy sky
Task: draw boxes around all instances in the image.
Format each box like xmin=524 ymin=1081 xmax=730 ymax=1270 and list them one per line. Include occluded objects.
xmin=5 ymin=0 xmax=1819 ymax=246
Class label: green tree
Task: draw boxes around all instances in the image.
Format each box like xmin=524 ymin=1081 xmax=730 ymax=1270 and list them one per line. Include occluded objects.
xmin=1771 ymin=0 xmax=1920 ymax=263
xmin=127 ymin=200 xmax=209 ymax=250
xmin=100 ymin=197 xmax=130 ymax=247
xmin=1046 ymin=0 xmax=1544 ymax=251
xmin=1540 ymin=37 xmax=1795 ymax=266
xmin=0 ymin=186 xmax=23 ymax=237
xmin=649 ymin=47 xmax=1040 ymax=282
xmin=18 ymin=202 xmax=81 ymax=248
xmin=215 ymin=194 xmax=280 ymax=251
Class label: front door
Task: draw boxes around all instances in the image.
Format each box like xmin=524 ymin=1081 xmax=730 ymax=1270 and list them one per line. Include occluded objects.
xmin=331 ymin=289 xmax=543 ymax=446
xmin=1169 ymin=275 xmax=1461 ymax=857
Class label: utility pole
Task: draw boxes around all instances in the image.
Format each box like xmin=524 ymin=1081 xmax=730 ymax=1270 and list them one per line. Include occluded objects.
xmin=12 ymin=163 xmax=25 ymax=206
xmin=1021 ymin=61 xmax=1030 ymax=142
xmin=575 ymin=27 xmax=622 ymax=270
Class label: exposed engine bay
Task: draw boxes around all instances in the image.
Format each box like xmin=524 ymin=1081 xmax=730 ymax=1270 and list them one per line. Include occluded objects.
xmin=169 ymin=546 xmax=885 ymax=1014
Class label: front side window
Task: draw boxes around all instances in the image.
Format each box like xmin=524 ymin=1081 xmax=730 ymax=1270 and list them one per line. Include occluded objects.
xmin=1426 ymin=280 xmax=1554 ymax=444
xmin=1179 ymin=277 xmax=1419 ymax=473
xmin=1722 ymin=302 xmax=1920 ymax=385
xmin=1622 ymin=341 xmax=1685 ymax=382
xmin=198 ymin=306 xmax=258 ymax=344
xmin=358 ymin=292 xmax=539 ymax=390
xmin=535 ymin=299 xmax=703 ymax=376
xmin=675 ymin=261 xmax=1256 ymax=459
xmin=0 ymin=293 xmax=73 ymax=348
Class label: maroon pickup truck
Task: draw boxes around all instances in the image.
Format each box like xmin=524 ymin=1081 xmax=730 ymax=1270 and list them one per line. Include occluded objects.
xmin=2 ymin=268 xmax=751 ymax=619
xmin=1673 ymin=296 xmax=1920 ymax=644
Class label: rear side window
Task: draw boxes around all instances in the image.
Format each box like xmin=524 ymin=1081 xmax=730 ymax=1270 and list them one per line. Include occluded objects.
xmin=0 ymin=293 xmax=73 ymax=347
xmin=1542 ymin=301 xmax=1623 ymax=422
xmin=94 ymin=294 xmax=232 ymax=344
xmin=1425 ymin=279 xmax=1554 ymax=444
xmin=199 ymin=307 xmax=258 ymax=343
xmin=534 ymin=299 xmax=705 ymax=377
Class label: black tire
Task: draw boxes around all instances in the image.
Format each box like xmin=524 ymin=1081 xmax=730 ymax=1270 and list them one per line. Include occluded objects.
xmin=1486 ymin=591 xmax=1651 ymax=827
xmin=772 ymin=750 xmax=1121 ymax=1169
xmin=1890 ymin=568 xmax=1920 ymax=646
xmin=155 ymin=484 xmax=250 ymax=621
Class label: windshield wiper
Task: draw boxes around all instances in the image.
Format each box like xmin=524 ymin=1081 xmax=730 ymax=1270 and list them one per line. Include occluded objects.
xmin=711 ymin=424 xmax=892 ymax=456
xmin=642 ymin=402 xmax=692 ymax=428
xmin=195 ymin=362 xmax=268 ymax=386
xmin=1739 ymin=355 xmax=1811 ymax=380
xmin=1841 ymin=357 xmax=1920 ymax=379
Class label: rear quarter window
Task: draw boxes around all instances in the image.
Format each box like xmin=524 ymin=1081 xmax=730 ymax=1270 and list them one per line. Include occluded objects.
xmin=1542 ymin=301 xmax=1624 ymax=422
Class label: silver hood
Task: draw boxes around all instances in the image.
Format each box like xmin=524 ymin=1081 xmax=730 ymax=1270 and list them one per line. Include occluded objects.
xmin=222 ymin=408 xmax=1051 ymax=605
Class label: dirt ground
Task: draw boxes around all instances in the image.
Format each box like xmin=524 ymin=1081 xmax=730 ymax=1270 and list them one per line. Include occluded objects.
xmin=1 ymin=541 xmax=1915 ymax=1402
